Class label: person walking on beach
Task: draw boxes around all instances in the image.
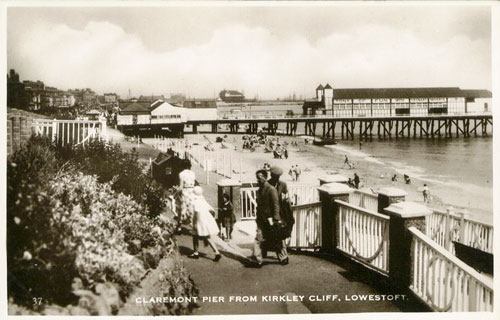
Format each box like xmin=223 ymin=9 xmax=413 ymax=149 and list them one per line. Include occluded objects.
xmin=218 ymin=193 xmax=235 ymax=241
xmin=188 ymin=187 xmax=222 ymax=261
xmin=344 ymin=155 xmax=349 ymax=168
xmin=289 ymin=165 xmax=297 ymax=181
xmin=294 ymin=165 xmax=302 ymax=182
xmin=268 ymin=166 xmax=290 ymax=265
xmin=392 ymin=174 xmax=398 ymax=182
xmin=353 ymin=173 xmax=360 ymax=189
xmin=422 ymin=184 xmax=431 ymax=203
xmin=248 ymin=169 xmax=281 ymax=268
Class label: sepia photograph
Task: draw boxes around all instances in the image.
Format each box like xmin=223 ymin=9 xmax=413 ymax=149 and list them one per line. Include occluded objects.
xmin=1 ymin=1 xmax=498 ymax=318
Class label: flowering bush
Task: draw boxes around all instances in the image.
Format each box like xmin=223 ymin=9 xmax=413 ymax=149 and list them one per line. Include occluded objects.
xmin=55 ymin=138 xmax=166 ymax=217
xmin=7 ymin=136 xmax=77 ymax=306
xmin=7 ymin=136 xmax=178 ymax=310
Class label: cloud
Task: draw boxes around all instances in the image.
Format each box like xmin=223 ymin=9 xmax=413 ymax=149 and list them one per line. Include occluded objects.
xmin=9 ymin=20 xmax=491 ymax=99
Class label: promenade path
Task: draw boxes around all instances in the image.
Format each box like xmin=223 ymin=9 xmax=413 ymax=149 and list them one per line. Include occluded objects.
xmin=108 ymin=128 xmax=429 ymax=315
xmin=175 ymin=219 xmax=431 ymax=315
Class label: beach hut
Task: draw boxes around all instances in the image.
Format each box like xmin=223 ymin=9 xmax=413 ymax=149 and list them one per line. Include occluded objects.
xmin=151 ymin=151 xmax=184 ymax=187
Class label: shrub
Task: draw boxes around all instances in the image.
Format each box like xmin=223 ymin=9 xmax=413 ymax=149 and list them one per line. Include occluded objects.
xmin=7 ymin=136 xmax=77 ymax=306
xmin=55 ymin=138 xmax=166 ymax=217
xmin=7 ymin=135 xmax=181 ymax=313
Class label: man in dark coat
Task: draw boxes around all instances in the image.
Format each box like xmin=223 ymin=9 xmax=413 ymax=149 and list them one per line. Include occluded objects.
xmin=354 ymin=173 xmax=360 ymax=189
xmin=268 ymin=166 xmax=290 ymax=265
xmin=249 ymin=169 xmax=281 ymax=267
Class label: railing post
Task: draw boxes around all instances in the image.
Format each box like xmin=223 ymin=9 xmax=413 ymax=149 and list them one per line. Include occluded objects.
xmin=217 ymin=179 xmax=242 ymax=221
xmin=51 ymin=119 xmax=57 ymax=142
xmin=377 ymin=187 xmax=407 ymax=214
xmin=445 ymin=206 xmax=454 ymax=251
xmin=459 ymin=210 xmax=466 ymax=245
xmin=317 ymin=183 xmax=353 ymax=252
xmin=100 ymin=120 xmax=108 ymax=141
xmin=384 ymin=202 xmax=432 ymax=288
xmin=318 ymin=174 xmax=348 ymax=186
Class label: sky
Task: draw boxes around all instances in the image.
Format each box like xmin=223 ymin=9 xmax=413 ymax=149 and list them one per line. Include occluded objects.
xmin=6 ymin=5 xmax=492 ymax=100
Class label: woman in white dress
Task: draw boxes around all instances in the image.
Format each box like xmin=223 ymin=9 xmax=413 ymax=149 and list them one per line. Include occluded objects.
xmin=176 ymin=159 xmax=196 ymax=227
xmin=188 ymin=186 xmax=221 ymax=261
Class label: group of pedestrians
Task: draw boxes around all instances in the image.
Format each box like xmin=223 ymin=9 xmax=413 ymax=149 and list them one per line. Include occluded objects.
xmin=249 ymin=166 xmax=293 ymax=267
xmin=174 ymin=159 xmax=292 ymax=267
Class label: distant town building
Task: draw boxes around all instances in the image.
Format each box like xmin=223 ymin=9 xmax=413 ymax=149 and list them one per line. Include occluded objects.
xmin=303 ymin=84 xmax=492 ymax=117
xmin=7 ymin=69 xmax=25 ymax=109
xmin=82 ymin=89 xmax=97 ymax=106
xmin=104 ymin=93 xmax=119 ymax=103
xmin=23 ymin=80 xmax=45 ymax=111
xmin=168 ymin=93 xmax=186 ymax=105
xmin=183 ymin=99 xmax=217 ymax=109
xmin=7 ymin=69 xmax=77 ymax=111
xmin=68 ymin=88 xmax=97 ymax=107
xmin=138 ymin=95 xmax=165 ymax=103
xmin=219 ymin=89 xmax=245 ymax=102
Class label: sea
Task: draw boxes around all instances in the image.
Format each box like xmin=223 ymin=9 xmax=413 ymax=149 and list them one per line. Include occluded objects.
xmin=330 ymin=137 xmax=493 ymax=222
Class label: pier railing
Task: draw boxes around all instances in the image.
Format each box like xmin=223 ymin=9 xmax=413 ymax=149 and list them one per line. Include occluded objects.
xmin=217 ymin=112 xmax=493 ymax=121
xmin=425 ymin=208 xmax=493 ymax=254
xmin=335 ymin=199 xmax=390 ymax=275
xmin=32 ymin=119 xmax=107 ymax=146
xmin=409 ymin=227 xmax=493 ymax=312
xmin=287 ymin=202 xmax=322 ymax=249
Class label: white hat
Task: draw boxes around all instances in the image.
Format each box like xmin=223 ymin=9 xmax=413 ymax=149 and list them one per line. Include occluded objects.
xmin=193 ymin=186 xmax=203 ymax=196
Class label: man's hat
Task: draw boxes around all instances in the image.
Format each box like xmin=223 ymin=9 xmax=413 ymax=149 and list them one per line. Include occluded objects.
xmin=270 ymin=166 xmax=283 ymax=176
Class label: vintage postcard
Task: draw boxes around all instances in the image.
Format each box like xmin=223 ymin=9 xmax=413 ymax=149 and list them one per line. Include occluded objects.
xmin=1 ymin=1 xmax=498 ymax=319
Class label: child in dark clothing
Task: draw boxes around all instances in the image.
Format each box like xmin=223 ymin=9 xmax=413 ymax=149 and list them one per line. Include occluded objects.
xmin=219 ymin=193 xmax=236 ymax=240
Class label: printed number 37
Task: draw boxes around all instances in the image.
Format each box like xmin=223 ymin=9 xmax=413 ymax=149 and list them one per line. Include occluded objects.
xmin=33 ymin=297 xmax=42 ymax=305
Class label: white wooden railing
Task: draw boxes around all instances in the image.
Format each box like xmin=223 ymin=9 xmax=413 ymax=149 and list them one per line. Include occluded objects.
xmin=425 ymin=208 xmax=493 ymax=254
xmin=409 ymin=227 xmax=493 ymax=312
xmin=349 ymin=189 xmax=379 ymax=212
xmin=336 ymin=200 xmax=390 ymax=275
xmin=287 ymin=202 xmax=322 ymax=249
xmin=288 ymin=184 xmax=319 ymax=206
xmin=240 ymin=187 xmax=258 ymax=220
xmin=32 ymin=119 xmax=107 ymax=146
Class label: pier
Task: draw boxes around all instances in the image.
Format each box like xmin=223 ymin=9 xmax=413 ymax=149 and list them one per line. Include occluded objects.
xmin=188 ymin=114 xmax=492 ymax=140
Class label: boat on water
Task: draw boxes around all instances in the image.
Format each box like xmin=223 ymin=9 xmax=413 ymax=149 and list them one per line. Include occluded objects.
xmin=312 ymin=138 xmax=337 ymax=146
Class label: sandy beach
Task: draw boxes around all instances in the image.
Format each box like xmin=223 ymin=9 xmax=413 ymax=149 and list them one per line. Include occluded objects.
xmin=143 ymin=132 xmax=492 ymax=225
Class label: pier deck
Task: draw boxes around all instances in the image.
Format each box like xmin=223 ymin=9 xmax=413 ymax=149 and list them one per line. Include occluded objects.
xmin=187 ymin=114 xmax=492 ymax=139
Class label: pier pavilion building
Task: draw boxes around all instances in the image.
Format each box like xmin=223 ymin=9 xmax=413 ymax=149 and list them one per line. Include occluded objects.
xmin=116 ymin=99 xmax=217 ymax=134
xmin=303 ymin=85 xmax=492 ymax=117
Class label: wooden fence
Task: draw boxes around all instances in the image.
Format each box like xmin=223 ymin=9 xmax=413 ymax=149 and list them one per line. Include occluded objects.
xmin=349 ymin=189 xmax=379 ymax=212
xmin=335 ymin=200 xmax=390 ymax=274
xmin=409 ymin=227 xmax=493 ymax=312
xmin=240 ymin=187 xmax=258 ymax=220
xmin=287 ymin=202 xmax=322 ymax=249
xmin=32 ymin=119 xmax=108 ymax=146
xmin=425 ymin=208 xmax=493 ymax=254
